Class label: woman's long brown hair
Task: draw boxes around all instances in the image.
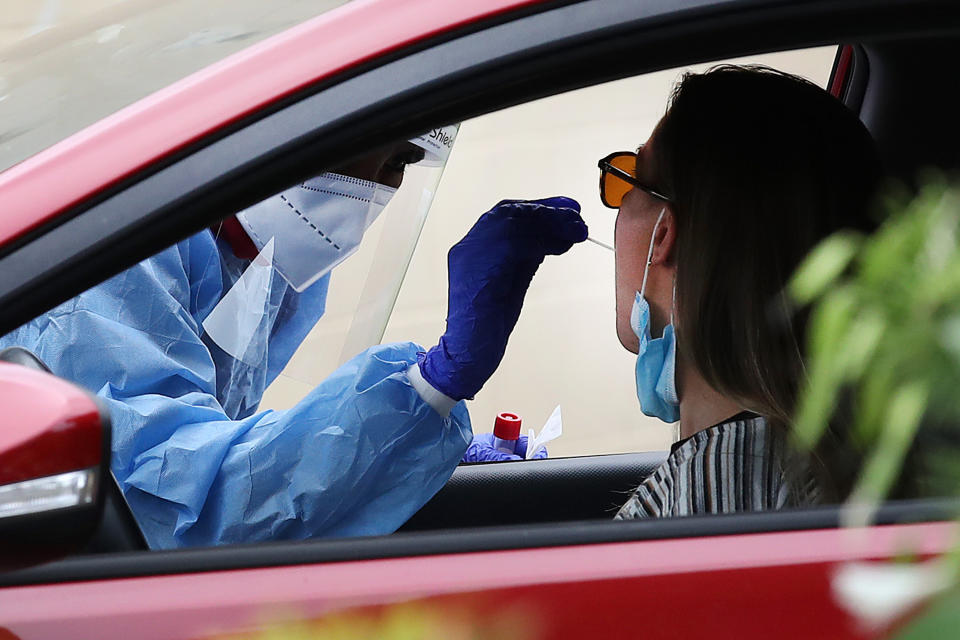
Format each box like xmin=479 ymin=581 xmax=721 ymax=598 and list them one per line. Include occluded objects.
xmin=651 ymin=65 xmax=882 ymax=499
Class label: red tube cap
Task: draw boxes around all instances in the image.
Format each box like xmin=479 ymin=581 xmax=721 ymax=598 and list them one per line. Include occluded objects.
xmin=494 ymin=412 xmax=522 ymax=440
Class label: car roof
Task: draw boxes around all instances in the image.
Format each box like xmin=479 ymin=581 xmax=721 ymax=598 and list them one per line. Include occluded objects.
xmin=0 ymin=0 xmax=550 ymax=248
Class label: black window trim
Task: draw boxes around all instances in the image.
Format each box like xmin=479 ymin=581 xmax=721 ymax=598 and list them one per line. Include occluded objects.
xmin=3 ymin=497 xmax=957 ymax=587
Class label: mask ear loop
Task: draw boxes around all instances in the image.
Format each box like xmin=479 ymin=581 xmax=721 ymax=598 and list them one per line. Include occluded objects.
xmin=670 ymin=281 xmax=677 ymax=325
xmin=639 ymin=207 xmax=667 ymax=298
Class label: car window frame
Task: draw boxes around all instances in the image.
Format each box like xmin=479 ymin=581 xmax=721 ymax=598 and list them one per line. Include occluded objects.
xmin=0 ymin=0 xmax=959 ymax=584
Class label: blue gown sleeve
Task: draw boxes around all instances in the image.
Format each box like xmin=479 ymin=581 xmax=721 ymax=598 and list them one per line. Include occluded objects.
xmin=0 ymin=237 xmax=472 ymax=549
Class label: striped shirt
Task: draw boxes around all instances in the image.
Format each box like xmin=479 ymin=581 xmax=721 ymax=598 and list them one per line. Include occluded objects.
xmin=615 ymin=412 xmax=820 ymax=519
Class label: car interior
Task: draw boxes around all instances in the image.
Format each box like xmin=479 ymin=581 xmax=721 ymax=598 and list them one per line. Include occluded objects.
xmin=1 ymin=0 xmax=960 ymax=585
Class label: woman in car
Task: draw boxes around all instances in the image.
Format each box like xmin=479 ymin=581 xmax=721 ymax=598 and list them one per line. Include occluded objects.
xmin=603 ymin=65 xmax=881 ymax=517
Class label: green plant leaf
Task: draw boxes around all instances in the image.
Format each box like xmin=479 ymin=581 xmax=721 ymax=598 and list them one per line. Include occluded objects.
xmin=850 ymin=381 xmax=929 ymax=505
xmin=789 ymin=232 xmax=861 ymax=305
xmin=892 ymin=587 xmax=960 ymax=639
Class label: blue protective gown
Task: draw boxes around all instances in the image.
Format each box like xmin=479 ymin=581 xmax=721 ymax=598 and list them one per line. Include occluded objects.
xmin=0 ymin=229 xmax=472 ymax=549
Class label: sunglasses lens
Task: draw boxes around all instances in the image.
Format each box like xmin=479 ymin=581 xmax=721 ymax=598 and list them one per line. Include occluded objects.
xmin=601 ymin=154 xmax=637 ymax=208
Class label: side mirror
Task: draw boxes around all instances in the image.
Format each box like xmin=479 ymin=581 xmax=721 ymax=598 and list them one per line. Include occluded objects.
xmin=0 ymin=360 xmax=109 ymax=567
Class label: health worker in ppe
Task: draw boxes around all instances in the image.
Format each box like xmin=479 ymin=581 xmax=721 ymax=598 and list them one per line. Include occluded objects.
xmin=0 ymin=126 xmax=586 ymax=549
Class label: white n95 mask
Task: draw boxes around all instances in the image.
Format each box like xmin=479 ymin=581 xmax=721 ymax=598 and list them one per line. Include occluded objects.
xmin=235 ymin=172 xmax=396 ymax=292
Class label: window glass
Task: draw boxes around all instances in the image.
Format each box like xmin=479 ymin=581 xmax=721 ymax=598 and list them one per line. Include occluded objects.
xmin=368 ymin=47 xmax=837 ymax=457
xmin=0 ymin=0 xmax=348 ymax=172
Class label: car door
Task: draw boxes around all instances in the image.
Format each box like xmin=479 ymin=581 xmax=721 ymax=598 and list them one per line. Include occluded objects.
xmin=1 ymin=1 xmax=960 ymax=639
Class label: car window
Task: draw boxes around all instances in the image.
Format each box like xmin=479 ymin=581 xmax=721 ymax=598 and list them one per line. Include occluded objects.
xmin=0 ymin=0 xmax=349 ymax=173
xmin=0 ymin=37 xmax=840 ymax=551
xmin=263 ymin=46 xmax=839 ymax=458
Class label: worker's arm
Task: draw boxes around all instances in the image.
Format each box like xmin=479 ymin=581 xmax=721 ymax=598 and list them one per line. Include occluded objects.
xmin=0 ymin=233 xmax=471 ymax=549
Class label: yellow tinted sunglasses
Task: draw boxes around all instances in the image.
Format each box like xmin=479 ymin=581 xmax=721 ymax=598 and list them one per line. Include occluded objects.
xmin=598 ymin=151 xmax=671 ymax=209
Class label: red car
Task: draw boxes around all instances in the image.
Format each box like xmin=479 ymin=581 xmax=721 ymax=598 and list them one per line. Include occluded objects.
xmin=0 ymin=0 xmax=958 ymax=638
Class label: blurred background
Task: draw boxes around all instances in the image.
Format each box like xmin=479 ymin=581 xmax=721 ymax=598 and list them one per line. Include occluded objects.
xmin=0 ymin=0 xmax=349 ymax=172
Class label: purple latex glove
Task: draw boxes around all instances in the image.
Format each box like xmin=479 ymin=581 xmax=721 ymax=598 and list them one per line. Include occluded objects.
xmin=419 ymin=197 xmax=587 ymax=400
xmin=461 ymin=432 xmax=549 ymax=462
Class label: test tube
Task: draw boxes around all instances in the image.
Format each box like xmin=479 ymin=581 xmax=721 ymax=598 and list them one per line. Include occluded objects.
xmin=493 ymin=412 xmax=522 ymax=455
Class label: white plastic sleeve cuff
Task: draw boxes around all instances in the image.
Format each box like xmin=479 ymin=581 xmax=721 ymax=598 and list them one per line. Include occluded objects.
xmin=406 ymin=363 xmax=458 ymax=418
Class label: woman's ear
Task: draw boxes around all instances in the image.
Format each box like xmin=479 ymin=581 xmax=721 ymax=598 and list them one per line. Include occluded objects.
xmin=651 ymin=206 xmax=677 ymax=266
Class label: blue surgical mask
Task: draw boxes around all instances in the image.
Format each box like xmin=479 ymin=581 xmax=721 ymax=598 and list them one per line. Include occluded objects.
xmin=631 ymin=208 xmax=680 ymax=423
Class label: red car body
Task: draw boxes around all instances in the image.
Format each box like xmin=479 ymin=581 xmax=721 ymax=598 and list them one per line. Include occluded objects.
xmin=1 ymin=523 xmax=950 ymax=639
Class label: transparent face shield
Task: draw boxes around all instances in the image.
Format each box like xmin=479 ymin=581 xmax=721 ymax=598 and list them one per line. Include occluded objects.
xmin=200 ymin=126 xmax=458 ymax=407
